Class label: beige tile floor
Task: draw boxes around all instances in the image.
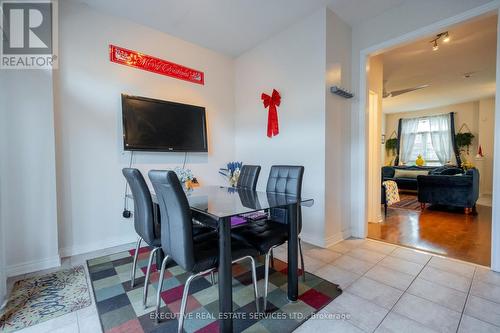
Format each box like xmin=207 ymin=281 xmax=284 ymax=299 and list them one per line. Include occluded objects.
xmin=4 ymin=239 xmax=500 ymax=332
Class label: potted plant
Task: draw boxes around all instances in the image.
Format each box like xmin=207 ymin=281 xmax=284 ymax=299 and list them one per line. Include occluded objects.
xmin=385 ymin=138 xmax=398 ymax=156
xmin=455 ymin=132 xmax=474 ymax=154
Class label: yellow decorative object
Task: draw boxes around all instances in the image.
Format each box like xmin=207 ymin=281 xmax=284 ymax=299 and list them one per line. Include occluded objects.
xmin=415 ymin=154 xmax=425 ymax=166
xmin=461 ymin=160 xmax=474 ymax=170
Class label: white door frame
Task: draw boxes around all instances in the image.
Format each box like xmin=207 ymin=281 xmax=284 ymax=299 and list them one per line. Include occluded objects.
xmin=353 ymin=1 xmax=500 ymax=271
xmin=367 ymin=90 xmax=382 ymax=223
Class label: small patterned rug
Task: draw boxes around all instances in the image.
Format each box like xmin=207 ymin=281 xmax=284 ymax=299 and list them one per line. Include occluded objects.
xmin=88 ymin=247 xmax=342 ymax=333
xmin=390 ymin=194 xmax=421 ymax=211
xmin=0 ymin=265 xmax=92 ymax=332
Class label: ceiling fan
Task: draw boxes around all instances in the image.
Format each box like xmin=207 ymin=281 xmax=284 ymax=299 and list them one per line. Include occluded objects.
xmin=383 ymin=81 xmax=430 ymax=98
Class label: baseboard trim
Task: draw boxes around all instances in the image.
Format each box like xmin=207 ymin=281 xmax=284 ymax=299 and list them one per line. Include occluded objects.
xmin=299 ymin=232 xmax=325 ymax=247
xmin=300 ymin=230 xmax=350 ymax=248
xmin=6 ymin=255 xmax=61 ymax=277
xmin=324 ymin=231 xmax=347 ymax=248
xmin=0 ymin=298 xmax=7 ymax=312
xmin=59 ymin=235 xmax=137 ymax=258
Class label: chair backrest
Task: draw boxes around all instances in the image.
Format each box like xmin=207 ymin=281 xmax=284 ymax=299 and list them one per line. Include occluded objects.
xmin=266 ymin=165 xmax=304 ymax=196
xmin=237 ymin=165 xmax=261 ymax=190
xmin=148 ymin=170 xmax=195 ymax=272
xmin=237 ymin=188 xmax=261 ymax=209
xmin=266 ymin=166 xmax=304 ymax=232
xmin=122 ymin=168 xmax=156 ymax=245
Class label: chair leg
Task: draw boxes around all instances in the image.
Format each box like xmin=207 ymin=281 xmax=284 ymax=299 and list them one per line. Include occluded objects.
xmin=143 ymin=247 xmax=160 ymax=308
xmin=155 ymin=255 xmax=170 ymax=323
xmin=298 ymin=238 xmax=305 ymax=282
xmin=250 ymin=257 xmax=260 ymax=312
xmin=178 ymin=270 xmax=212 ymax=333
xmin=232 ymin=255 xmax=260 ymax=312
xmin=264 ymin=245 xmax=277 ymax=311
xmin=270 ymin=249 xmax=275 ymax=268
xmin=178 ymin=274 xmax=196 ymax=333
xmin=130 ymin=237 xmax=142 ymax=288
xmin=248 ymin=256 xmax=260 ymax=312
xmin=210 ymin=271 xmax=216 ymax=285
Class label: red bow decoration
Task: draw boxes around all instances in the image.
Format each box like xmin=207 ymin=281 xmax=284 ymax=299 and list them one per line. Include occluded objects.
xmin=261 ymin=89 xmax=281 ymax=137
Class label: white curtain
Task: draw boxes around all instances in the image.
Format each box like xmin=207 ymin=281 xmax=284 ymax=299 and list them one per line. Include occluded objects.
xmin=399 ymin=117 xmax=419 ymax=164
xmin=429 ymin=114 xmax=453 ymax=165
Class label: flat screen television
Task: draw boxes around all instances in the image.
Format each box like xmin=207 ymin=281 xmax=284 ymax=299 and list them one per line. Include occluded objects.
xmin=121 ymin=94 xmax=208 ymax=152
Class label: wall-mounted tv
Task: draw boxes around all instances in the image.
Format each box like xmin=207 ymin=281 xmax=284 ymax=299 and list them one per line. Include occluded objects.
xmin=121 ymin=94 xmax=208 ymax=152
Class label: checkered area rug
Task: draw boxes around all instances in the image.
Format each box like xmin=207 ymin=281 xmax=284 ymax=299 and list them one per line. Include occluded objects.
xmin=87 ymin=247 xmax=342 ymax=333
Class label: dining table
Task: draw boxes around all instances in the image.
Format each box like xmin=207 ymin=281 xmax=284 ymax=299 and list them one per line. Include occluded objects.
xmin=132 ymin=185 xmax=313 ymax=333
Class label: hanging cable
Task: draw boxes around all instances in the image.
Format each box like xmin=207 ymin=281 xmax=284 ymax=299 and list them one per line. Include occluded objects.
xmin=122 ymin=151 xmax=134 ymax=218
xmin=182 ymin=152 xmax=188 ymax=169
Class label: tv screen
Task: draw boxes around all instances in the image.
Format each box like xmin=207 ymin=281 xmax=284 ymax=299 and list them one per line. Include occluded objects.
xmin=121 ymin=94 xmax=208 ymax=152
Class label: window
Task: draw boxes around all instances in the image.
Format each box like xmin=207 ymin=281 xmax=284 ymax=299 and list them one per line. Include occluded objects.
xmin=408 ymin=118 xmax=441 ymax=166
xmin=399 ymin=114 xmax=454 ymax=166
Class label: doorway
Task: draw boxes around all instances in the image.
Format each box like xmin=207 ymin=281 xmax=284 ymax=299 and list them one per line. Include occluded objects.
xmin=362 ymin=12 xmax=498 ymax=267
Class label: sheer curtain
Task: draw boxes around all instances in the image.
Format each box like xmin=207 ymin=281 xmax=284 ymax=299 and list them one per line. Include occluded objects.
xmin=429 ymin=114 xmax=454 ymax=165
xmin=399 ymin=117 xmax=419 ymax=164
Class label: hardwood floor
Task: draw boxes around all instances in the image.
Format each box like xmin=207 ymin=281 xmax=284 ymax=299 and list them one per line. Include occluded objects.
xmin=368 ymin=198 xmax=492 ymax=266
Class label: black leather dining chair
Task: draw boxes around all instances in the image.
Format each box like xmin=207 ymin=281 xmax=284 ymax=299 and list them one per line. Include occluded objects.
xmin=148 ymin=170 xmax=260 ymax=332
xmin=122 ymin=168 xmax=215 ymax=309
xmin=237 ymin=165 xmax=261 ymax=189
xmin=122 ymin=168 xmax=163 ymax=308
xmin=232 ymin=165 xmax=305 ymax=306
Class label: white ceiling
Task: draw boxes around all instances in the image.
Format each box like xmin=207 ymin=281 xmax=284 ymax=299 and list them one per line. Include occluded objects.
xmin=73 ymin=0 xmax=406 ymax=57
xmin=381 ymin=13 xmax=497 ymax=113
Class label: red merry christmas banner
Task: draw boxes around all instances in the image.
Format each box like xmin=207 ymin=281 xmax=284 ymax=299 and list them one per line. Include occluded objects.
xmin=109 ymin=44 xmax=204 ymax=85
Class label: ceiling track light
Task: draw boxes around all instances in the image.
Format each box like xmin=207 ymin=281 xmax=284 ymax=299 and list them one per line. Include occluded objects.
xmin=442 ymin=32 xmax=450 ymax=43
xmin=432 ymin=39 xmax=439 ymax=51
xmin=430 ymin=31 xmax=450 ymax=51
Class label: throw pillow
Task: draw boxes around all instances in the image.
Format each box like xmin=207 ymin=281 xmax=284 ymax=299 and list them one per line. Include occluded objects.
xmin=394 ymin=169 xmax=429 ymax=179
xmin=440 ymin=168 xmax=464 ymax=175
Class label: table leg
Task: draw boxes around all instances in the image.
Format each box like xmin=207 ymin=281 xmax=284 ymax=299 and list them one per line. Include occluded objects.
xmin=218 ymin=217 xmax=233 ymax=332
xmin=287 ymin=203 xmax=299 ymax=302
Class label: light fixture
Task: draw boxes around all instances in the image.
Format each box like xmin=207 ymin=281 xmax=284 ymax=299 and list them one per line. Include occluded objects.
xmin=443 ymin=32 xmax=450 ymax=43
xmin=432 ymin=39 xmax=439 ymax=51
xmin=429 ymin=31 xmax=450 ymax=51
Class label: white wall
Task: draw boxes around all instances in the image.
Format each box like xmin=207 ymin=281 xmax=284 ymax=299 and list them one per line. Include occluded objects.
xmin=235 ymin=8 xmax=352 ymax=246
xmin=0 ymin=74 xmax=6 ymax=304
xmin=55 ymin=1 xmax=236 ymax=256
xmin=479 ymin=97 xmax=496 ymax=195
xmin=325 ymin=10 xmax=352 ymax=244
xmin=0 ymin=205 xmax=5 ymax=307
xmin=234 ymin=9 xmax=326 ymax=245
xmin=350 ymin=0 xmax=495 ymax=237
xmin=0 ymin=224 xmax=5 ymax=307
xmin=0 ymin=70 xmax=59 ymax=276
